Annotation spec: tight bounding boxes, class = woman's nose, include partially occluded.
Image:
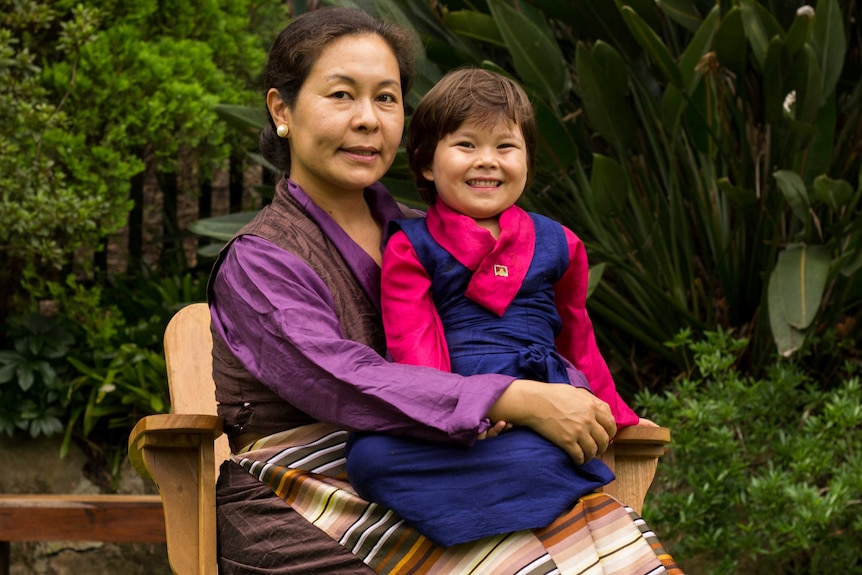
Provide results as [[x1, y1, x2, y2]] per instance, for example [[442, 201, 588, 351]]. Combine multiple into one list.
[[353, 99, 380, 131]]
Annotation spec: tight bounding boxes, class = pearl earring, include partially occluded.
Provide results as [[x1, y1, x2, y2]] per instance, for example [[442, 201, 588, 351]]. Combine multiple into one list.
[[276, 124, 289, 138]]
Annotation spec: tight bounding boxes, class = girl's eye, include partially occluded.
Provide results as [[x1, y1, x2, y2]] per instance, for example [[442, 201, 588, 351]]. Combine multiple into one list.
[[456, 141, 474, 148]]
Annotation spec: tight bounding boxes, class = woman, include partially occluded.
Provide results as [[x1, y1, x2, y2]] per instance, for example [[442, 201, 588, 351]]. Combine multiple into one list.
[[208, 7, 679, 574]]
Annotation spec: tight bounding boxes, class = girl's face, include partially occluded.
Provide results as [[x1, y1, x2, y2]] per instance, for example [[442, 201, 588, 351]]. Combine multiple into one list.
[[274, 34, 405, 199], [422, 117, 528, 227]]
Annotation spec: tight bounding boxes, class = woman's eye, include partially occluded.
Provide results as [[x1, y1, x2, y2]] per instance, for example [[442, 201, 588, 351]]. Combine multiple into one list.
[[331, 91, 352, 100], [377, 93, 397, 103]]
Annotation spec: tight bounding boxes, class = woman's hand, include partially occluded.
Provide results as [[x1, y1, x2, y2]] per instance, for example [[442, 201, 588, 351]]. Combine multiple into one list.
[[477, 420, 512, 440], [487, 380, 616, 464]]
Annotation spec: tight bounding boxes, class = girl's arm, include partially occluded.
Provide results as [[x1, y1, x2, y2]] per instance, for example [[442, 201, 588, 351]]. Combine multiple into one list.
[[553, 228, 640, 427], [380, 230, 452, 371]]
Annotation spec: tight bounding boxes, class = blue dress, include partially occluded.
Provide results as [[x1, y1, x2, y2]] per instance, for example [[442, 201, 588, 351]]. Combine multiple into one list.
[[345, 213, 614, 547]]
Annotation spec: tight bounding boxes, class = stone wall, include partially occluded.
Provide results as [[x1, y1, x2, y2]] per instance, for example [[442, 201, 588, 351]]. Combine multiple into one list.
[[0, 434, 172, 575]]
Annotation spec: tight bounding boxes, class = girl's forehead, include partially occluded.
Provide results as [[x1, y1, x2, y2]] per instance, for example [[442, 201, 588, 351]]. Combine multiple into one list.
[[452, 115, 523, 137]]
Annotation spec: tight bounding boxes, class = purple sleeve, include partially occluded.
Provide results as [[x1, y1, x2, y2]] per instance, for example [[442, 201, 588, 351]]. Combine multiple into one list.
[[210, 235, 514, 444]]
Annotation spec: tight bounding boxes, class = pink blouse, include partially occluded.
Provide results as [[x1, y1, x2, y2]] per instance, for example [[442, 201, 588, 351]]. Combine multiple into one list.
[[381, 202, 639, 427]]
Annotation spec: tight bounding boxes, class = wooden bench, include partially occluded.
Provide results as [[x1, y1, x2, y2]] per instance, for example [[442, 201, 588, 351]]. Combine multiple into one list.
[[0, 493, 165, 575]]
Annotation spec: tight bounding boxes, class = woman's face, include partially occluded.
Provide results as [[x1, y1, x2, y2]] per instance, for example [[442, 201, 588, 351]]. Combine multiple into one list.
[[279, 34, 404, 198]]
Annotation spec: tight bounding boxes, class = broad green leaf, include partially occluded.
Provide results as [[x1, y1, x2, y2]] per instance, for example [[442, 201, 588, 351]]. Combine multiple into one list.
[[773, 170, 811, 224], [592, 41, 629, 96], [623, 0, 662, 32], [774, 243, 831, 330], [587, 263, 607, 299], [839, 247, 862, 277], [590, 154, 629, 216], [488, 0, 568, 103], [534, 0, 640, 58], [533, 96, 579, 171], [657, 0, 703, 32], [443, 11, 505, 47], [810, 0, 846, 101], [714, 7, 746, 74], [188, 211, 258, 241], [784, 7, 814, 55], [791, 44, 823, 126], [767, 270, 803, 356], [813, 174, 853, 211], [682, 79, 715, 156], [620, 6, 684, 89], [575, 43, 638, 152], [660, 83, 686, 137], [763, 37, 789, 125], [677, 5, 720, 92], [247, 152, 279, 176], [802, 93, 836, 182], [739, 0, 770, 69], [214, 104, 267, 131], [717, 178, 757, 207]]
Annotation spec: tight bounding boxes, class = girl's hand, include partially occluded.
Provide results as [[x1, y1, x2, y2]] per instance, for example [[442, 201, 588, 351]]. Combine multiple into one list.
[[637, 417, 659, 427]]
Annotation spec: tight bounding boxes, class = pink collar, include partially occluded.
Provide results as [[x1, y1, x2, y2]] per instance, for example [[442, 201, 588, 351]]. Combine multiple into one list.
[[426, 201, 535, 316]]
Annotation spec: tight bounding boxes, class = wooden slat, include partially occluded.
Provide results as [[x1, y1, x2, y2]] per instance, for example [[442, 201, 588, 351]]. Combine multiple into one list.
[[0, 495, 165, 542]]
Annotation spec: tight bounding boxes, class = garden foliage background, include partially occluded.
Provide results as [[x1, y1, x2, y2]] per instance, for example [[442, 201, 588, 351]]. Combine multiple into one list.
[[1, 0, 860, 572]]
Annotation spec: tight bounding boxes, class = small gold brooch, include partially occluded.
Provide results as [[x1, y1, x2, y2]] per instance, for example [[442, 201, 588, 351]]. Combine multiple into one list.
[[494, 265, 509, 277]]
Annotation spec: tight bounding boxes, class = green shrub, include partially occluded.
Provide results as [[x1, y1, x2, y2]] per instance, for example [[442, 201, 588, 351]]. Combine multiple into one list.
[[0, 268, 206, 483], [636, 330, 862, 574], [0, 313, 76, 438]]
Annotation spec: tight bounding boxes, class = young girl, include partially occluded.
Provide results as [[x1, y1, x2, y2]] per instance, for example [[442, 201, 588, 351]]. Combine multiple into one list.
[[346, 67, 649, 547]]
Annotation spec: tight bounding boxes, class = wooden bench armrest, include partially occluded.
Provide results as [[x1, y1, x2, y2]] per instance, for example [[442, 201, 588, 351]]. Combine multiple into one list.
[[599, 425, 670, 515], [128, 414, 222, 575]]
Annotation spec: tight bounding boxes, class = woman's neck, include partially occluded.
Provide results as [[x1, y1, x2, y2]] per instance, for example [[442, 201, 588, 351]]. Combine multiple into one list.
[[303, 184, 384, 265]]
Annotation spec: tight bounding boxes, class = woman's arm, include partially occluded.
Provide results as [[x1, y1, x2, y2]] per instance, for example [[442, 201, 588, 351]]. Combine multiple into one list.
[[211, 236, 512, 444], [487, 379, 616, 464], [553, 228, 640, 427]]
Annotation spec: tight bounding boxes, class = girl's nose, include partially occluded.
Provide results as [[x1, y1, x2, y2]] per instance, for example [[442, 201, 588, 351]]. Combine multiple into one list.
[[474, 152, 498, 168]]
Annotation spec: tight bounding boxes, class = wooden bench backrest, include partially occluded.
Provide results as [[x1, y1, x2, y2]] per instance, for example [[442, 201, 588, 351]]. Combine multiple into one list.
[[163, 302, 230, 477]]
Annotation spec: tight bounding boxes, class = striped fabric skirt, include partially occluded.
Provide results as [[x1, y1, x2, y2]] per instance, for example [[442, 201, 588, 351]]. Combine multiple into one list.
[[234, 422, 683, 575]]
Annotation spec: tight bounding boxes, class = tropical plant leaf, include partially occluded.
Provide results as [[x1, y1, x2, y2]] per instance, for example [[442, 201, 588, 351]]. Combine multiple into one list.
[[767, 267, 806, 356], [214, 104, 267, 131], [810, 0, 846, 102], [575, 42, 638, 152], [443, 11, 505, 46], [774, 243, 831, 330], [813, 174, 853, 211], [587, 263, 606, 300], [590, 154, 629, 216], [739, 0, 770, 69], [620, 6, 684, 88], [657, 0, 703, 32], [188, 211, 258, 241], [773, 170, 811, 224], [488, 0, 568, 103]]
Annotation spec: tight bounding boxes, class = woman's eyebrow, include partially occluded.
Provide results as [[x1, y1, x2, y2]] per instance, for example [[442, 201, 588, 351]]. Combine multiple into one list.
[[325, 73, 401, 89]]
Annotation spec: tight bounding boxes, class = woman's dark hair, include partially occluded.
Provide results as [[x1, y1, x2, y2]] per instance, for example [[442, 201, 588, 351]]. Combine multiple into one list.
[[406, 67, 537, 205], [260, 7, 416, 173]]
